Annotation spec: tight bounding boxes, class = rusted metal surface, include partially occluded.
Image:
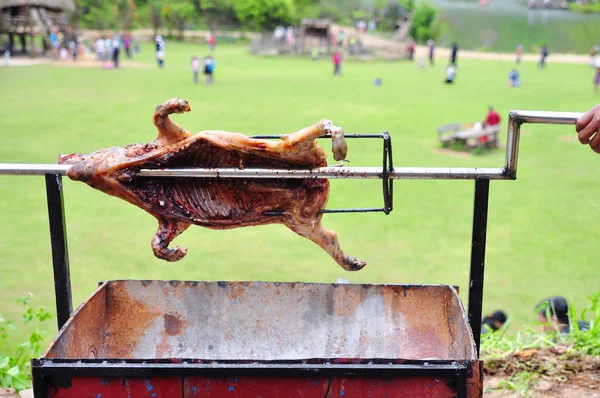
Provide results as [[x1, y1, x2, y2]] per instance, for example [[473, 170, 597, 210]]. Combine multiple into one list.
[[47, 376, 182, 397], [44, 281, 475, 361], [44, 373, 478, 397], [45, 283, 107, 359], [184, 376, 329, 397], [183, 376, 458, 397], [327, 377, 457, 397]]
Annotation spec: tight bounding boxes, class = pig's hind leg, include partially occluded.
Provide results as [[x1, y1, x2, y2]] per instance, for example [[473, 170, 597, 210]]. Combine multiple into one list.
[[151, 219, 192, 262]]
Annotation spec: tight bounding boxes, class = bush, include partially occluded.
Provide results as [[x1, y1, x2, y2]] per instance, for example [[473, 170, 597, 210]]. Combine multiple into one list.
[[570, 3, 600, 14], [233, 0, 297, 31], [409, 1, 443, 43], [0, 294, 51, 392]]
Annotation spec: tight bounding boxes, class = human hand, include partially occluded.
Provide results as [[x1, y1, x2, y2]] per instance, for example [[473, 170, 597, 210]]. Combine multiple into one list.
[[576, 104, 600, 153]]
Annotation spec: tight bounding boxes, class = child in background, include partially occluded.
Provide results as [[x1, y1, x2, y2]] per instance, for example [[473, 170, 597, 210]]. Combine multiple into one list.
[[207, 33, 216, 51], [332, 51, 342, 75], [204, 56, 215, 84], [191, 56, 200, 84], [508, 68, 520, 87], [444, 64, 456, 84], [156, 49, 165, 68], [515, 44, 523, 65]]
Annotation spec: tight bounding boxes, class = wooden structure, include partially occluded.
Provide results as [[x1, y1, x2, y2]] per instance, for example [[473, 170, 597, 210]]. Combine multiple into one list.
[[0, 0, 75, 54], [297, 18, 332, 55]]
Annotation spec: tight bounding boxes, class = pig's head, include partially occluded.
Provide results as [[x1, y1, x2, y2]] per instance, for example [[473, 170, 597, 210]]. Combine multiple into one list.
[[58, 143, 154, 193]]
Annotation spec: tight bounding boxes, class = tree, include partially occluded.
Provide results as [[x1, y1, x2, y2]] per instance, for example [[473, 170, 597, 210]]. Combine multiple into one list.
[[149, 0, 164, 34], [116, 0, 137, 31], [233, 0, 297, 31], [409, 1, 442, 42], [76, 0, 116, 30], [161, 1, 198, 39], [195, 0, 239, 31], [295, 0, 320, 20], [400, 0, 415, 12]]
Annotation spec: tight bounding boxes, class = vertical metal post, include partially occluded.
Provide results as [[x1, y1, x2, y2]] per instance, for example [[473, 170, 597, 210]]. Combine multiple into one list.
[[468, 178, 490, 356], [45, 173, 73, 330], [31, 359, 45, 398]]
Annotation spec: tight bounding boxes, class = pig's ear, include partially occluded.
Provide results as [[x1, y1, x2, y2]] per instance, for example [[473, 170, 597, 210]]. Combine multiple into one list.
[[153, 99, 193, 146]]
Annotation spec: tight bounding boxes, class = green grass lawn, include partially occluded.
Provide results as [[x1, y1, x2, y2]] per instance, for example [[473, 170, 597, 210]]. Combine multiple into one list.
[[0, 43, 598, 347]]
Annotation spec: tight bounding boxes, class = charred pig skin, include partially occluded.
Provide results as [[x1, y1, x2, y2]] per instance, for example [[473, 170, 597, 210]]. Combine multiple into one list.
[[58, 99, 366, 271]]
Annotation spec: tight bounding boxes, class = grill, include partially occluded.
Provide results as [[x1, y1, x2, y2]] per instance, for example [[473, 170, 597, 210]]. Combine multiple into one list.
[[0, 110, 582, 397]]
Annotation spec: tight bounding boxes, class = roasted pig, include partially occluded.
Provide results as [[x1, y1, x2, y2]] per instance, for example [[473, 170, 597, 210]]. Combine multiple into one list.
[[58, 99, 366, 271]]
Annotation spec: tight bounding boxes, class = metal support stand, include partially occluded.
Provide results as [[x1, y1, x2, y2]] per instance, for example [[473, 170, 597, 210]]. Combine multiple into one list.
[[0, 110, 580, 356], [45, 173, 73, 330], [468, 179, 490, 355]]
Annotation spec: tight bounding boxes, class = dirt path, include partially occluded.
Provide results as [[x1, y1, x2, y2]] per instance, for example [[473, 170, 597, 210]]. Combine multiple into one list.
[[2, 57, 148, 68], [415, 45, 589, 64], [484, 375, 600, 397]]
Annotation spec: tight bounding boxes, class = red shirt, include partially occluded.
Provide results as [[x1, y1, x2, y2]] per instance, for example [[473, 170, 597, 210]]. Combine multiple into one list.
[[486, 110, 500, 126]]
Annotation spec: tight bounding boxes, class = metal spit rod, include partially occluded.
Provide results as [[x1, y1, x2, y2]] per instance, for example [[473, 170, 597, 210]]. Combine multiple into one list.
[[0, 111, 582, 180]]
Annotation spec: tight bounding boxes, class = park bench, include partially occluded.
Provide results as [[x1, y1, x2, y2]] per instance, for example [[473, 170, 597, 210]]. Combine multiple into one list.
[[438, 122, 501, 151], [438, 122, 462, 147]]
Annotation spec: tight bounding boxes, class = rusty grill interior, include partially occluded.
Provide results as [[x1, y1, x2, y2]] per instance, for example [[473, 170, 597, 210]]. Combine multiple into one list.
[[44, 281, 475, 362]]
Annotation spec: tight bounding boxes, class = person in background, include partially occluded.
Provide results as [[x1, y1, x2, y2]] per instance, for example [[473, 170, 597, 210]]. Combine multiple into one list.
[[337, 30, 345, 47], [123, 34, 131, 58], [408, 39, 415, 61], [191, 55, 200, 84], [332, 51, 342, 75], [112, 35, 121, 68], [59, 46, 68, 61], [485, 106, 500, 127], [508, 68, 520, 87], [203, 56, 215, 84], [427, 39, 435, 66], [207, 33, 216, 51], [348, 36, 358, 55], [311, 47, 319, 61], [104, 37, 111, 60], [95, 37, 105, 60], [156, 49, 165, 68], [576, 104, 600, 153], [50, 30, 58, 50], [368, 19, 376, 32], [536, 296, 589, 334], [444, 63, 456, 84], [481, 106, 501, 146], [450, 42, 459, 65], [155, 34, 165, 52], [481, 310, 507, 334], [3, 39, 10, 66], [155, 36, 165, 68], [538, 44, 548, 68], [69, 37, 78, 61], [515, 44, 523, 65]]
